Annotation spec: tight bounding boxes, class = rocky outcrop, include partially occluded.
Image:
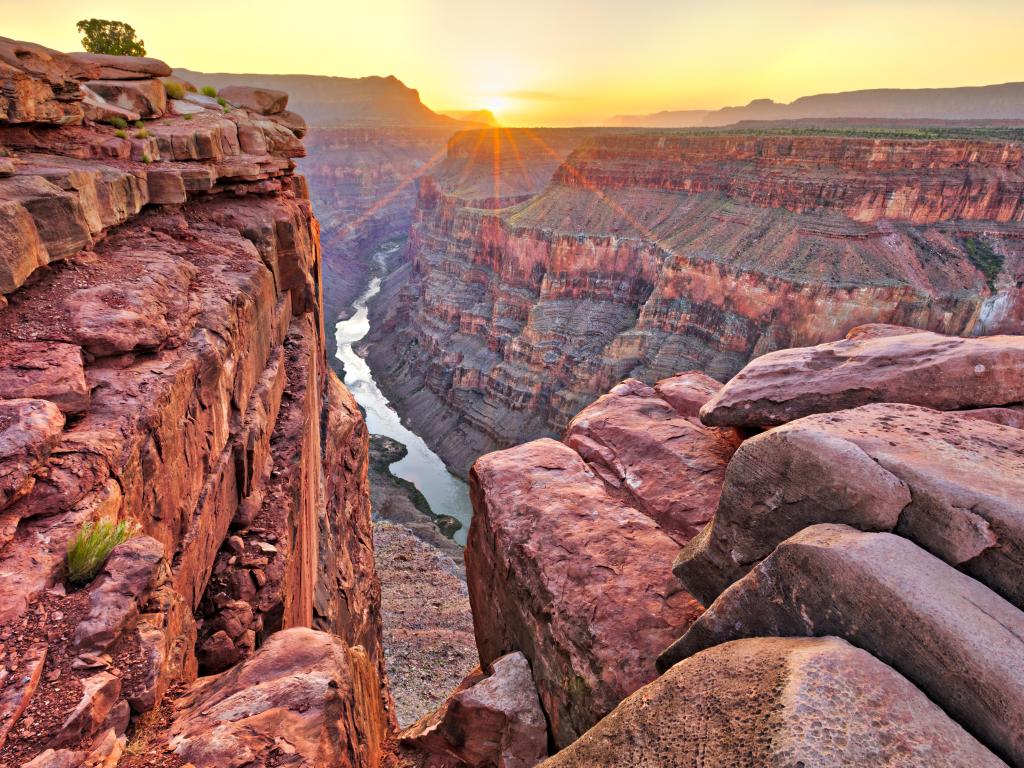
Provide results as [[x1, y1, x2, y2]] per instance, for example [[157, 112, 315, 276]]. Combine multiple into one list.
[[165, 627, 389, 768], [700, 325, 1024, 426], [399, 651, 547, 768], [0, 40, 390, 766], [543, 637, 1006, 768], [563, 376, 740, 543], [678, 401, 1024, 605], [370, 129, 1024, 475], [465, 329, 1023, 765], [662, 525, 1024, 766]]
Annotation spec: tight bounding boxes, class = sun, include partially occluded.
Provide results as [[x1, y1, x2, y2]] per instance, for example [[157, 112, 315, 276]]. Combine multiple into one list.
[[482, 95, 509, 119]]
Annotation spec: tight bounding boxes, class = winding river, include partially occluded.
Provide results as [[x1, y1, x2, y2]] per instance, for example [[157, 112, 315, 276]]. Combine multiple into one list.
[[334, 244, 474, 545]]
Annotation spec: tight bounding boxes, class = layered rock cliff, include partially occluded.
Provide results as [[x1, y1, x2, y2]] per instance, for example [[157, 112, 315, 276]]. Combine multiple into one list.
[[369, 128, 1024, 475], [0, 38, 390, 766]]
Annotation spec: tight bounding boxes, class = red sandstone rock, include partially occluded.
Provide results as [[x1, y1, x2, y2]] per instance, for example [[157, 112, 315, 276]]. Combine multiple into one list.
[[0, 643, 46, 748], [400, 651, 548, 768], [652, 370, 727, 419], [166, 627, 386, 768], [700, 328, 1024, 427], [675, 403, 1024, 607], [66, 52, 171, 80], [563, 378, 739, 543], [218, 85, 288, 116], [73, 536, 166, 654], [467, 438, 703, 749], [545, 636, 1006, 768], [0, 37, 93, 125], [52, 672, 121, 748], [82, 79, 166, 119], [0, 341, 89, 414], [662, 525, 1024, 766], [0, 398, 64, 512]]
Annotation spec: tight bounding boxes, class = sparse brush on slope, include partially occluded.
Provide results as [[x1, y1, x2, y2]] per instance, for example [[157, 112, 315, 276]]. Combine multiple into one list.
[[66, 517, 140, 584]]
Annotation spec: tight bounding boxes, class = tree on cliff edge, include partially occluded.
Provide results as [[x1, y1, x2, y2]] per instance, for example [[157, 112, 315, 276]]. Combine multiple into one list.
[[76, 19, 146, 56]]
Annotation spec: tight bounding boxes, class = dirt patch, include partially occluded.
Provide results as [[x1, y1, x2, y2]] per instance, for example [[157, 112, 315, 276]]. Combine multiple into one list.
[[374, 521, 477, 728]]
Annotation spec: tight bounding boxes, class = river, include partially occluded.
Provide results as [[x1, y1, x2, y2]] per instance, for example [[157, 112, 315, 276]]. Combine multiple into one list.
[[334, 244, 474, 545]]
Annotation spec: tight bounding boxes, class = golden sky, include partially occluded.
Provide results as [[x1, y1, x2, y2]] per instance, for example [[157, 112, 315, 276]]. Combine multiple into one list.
[[5, 0, 1023, 125]]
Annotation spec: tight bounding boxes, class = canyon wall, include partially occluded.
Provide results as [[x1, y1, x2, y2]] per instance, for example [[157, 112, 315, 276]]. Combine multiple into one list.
[[0, 38, 390, 766], [301, 125, 457, 356], [369, 128, 1024, 475]]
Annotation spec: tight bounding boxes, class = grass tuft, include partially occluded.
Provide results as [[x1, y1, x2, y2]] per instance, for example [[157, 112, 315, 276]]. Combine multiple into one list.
[[164, 80, 185, 100], [66, 517, 139, 585], [135, 128, 150, 139], [201, 85, 218, 98], [107, 116, 128, 130], [114, 129, 127, 139]]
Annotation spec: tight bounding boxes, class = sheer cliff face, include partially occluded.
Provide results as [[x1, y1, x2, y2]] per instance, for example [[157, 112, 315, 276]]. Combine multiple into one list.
[[0, 39, 388, 765], [370, 129, 1024, 475]]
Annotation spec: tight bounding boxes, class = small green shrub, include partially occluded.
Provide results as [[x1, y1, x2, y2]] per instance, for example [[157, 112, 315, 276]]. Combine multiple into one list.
[[135, 128, 150, 139], [163, 80, 185, 100], [216, 96, 228, 108], [142, 153, 153, 164], [183, 113, 194, 121], [134, 120, 144, 130], [66, 517, 139, 585], [114, 129, 127, 138], [201, 85, 218, 98], [108, 116, 128, 130], [964, 237, 1004, 289]]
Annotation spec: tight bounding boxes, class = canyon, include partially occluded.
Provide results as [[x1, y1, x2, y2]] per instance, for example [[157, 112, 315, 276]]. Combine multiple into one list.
[[1, 30, 1024, 768], [368, 127, 1024, 474]]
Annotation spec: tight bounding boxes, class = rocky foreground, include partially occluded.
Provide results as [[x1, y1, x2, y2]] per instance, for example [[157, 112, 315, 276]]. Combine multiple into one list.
[[370, 127, 1024, 475]]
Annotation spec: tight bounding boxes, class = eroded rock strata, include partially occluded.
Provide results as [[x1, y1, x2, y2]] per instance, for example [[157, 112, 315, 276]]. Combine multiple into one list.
[[0, 40, 390, 766], [371, 128, 1024, 475]]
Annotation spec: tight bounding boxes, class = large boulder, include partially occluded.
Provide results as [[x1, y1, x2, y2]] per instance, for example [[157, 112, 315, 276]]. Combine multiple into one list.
[[66, 52, 171, 80], [700, 327, 1024, 427], [82, 79, 166, 119], [218, 85, 288, 116], [400, 652, 548, 768], [166, 627, 388, 768], [660, 525, 1024, 766], [73, 535, 166, 654], [564, 377, 740, 543], [467, 438, 703, 749], [674, 403, 1024, 607], [544, 636, 1006, 768], [0, 37, 94, 124]]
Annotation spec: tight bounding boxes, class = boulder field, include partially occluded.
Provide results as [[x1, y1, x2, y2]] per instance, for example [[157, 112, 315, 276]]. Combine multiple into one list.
[[368, 127, 1024, 476], [462, 324, 1023, 766]]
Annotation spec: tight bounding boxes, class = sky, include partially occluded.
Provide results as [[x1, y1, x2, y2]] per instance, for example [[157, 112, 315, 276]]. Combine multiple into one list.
[[5, 0, 1024, 126]]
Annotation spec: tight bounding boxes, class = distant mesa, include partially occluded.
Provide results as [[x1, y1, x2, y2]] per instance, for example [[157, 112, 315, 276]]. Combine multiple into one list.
[[173, 68, 486, 128], [441, 108, 499, 126], [607, 81, 1024, 127]]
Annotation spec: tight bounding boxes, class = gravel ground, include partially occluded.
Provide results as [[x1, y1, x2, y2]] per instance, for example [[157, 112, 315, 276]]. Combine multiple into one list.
[[374, 521, 478, 728]]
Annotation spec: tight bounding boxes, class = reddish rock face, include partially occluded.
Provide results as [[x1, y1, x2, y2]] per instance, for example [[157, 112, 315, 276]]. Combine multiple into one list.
[[219, 85, 289, 116], [369, 130, 1024, 475], [0, 41, 388, 765], [676, 403, 1024, 607], [701, 326, 1024, 427], [545, 636, 1005, 768], [400, 651, 548, 768], [662, 525, 1024, 766], [166, 627, 389, 768], [466, 438, 703, 749], [564, 377, 740, 543]]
